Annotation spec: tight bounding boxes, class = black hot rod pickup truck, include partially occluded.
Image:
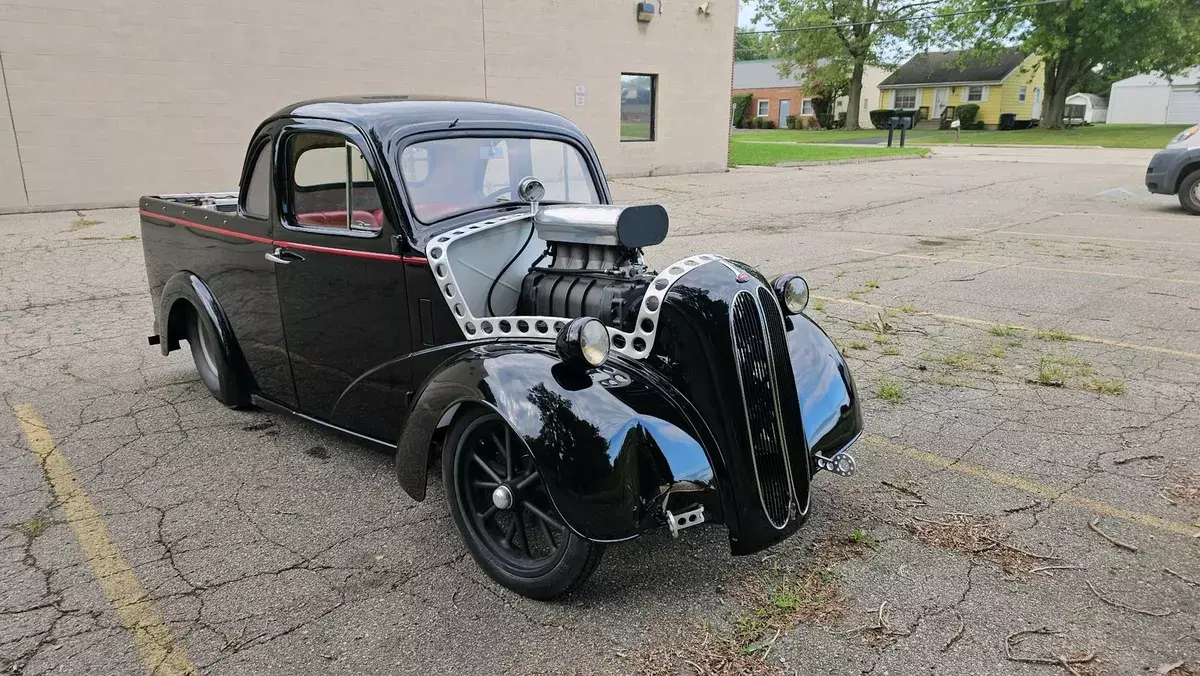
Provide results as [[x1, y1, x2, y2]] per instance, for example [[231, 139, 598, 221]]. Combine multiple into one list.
[[140, 96, 863, 599]]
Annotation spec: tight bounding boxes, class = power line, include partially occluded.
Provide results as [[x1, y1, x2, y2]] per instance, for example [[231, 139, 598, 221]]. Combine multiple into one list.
[[741, 0, 1069, 35]]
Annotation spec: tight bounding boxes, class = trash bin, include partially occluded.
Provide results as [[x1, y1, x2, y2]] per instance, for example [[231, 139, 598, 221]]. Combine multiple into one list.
[[999, 113, 1017, 130]]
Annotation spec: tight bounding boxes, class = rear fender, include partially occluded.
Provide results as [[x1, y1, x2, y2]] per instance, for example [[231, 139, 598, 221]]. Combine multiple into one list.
[[158, 271, 251, 395], [395, 345, 721, 542]]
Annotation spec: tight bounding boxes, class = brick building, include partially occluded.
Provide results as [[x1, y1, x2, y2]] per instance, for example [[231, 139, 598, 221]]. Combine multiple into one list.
[[732, 58, 889, 129], [0, 0, 736, 211]]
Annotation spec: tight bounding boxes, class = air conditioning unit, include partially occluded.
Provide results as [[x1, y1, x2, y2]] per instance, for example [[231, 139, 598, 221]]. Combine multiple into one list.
[[636, 1, 655, 21]]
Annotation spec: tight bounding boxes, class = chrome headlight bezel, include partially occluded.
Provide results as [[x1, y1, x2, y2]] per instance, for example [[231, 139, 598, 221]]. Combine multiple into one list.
[[556, 317, 611, 367], [772, 274, 810, 315]]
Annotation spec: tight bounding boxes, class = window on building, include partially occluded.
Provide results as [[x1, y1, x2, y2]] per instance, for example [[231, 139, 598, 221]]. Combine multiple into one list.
[[1018, 85, 1027, 102], [801, 99, 814, 115], [756, 99, 769, 117], [967, 86, 985, 102], [620, 73, 656, 141], [287, 133, 384, 235], [241, 140, 272, 219], [894, 89, 917, 109]]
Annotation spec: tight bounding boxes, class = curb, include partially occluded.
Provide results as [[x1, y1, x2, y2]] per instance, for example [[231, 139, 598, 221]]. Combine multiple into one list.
[[907, 143, 1106, 149]]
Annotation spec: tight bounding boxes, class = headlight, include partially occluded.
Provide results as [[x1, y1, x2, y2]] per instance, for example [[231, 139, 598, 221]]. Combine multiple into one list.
[[773, 274, 810, 314], [556, 317, 610, 367], [1170, 124, 1198, 146]]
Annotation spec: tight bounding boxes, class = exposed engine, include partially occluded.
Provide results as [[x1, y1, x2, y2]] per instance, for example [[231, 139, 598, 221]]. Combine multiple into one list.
[[517, 205, 669, 333]]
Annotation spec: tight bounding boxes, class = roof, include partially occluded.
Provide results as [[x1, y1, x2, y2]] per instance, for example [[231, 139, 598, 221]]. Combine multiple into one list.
[[1111, 68, 1200, 88], [733, 59, 802, 89], [879, 49, 1028, 87], [267, 95, 589, 143], [1066, 93, 1107, 107]]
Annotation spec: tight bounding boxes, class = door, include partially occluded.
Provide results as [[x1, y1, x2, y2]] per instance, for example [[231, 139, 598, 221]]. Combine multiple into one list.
[[779, 99, 790, 127], [933, 88, 950, 119], [1032, 87, 1043, 119], [1166, 86, 1200, 124], [270, 121, 414, 441]]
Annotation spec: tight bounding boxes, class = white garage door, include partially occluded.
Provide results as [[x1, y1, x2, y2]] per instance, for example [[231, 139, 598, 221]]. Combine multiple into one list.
[[1165, 86, 1200, 124]]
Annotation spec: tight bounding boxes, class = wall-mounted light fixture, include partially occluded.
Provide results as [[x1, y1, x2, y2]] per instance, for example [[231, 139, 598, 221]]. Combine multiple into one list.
[[636, 1, 656, 21]]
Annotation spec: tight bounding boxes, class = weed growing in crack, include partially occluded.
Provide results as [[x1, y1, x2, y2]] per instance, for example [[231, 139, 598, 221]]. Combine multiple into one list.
[[876, 379, 903, 403], [1040, 354, 1088, 367], [989, 325, 1016, 337], [850, 527, 877, 548], [813, 300, 826, 313], [1084, 378, 1126, 395], [942, 352, 974, 368], [873, 335, 891, 345], [1035, 363, 1065, 386], [849, 340, 869, 350], [889, 304, 919, 315], [864, 280, 880, 289], [734, 567, 845, 646], [71, 217, 104, 230], [1035, 328, 1076, 342], [987, 345, 1007, 358], [881, 346, 901, 356], [26, 516, 46, 537]]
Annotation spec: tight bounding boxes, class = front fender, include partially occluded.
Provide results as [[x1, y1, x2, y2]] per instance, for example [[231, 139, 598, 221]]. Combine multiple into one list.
[[787, 314, 863, 465], [395, 345, 721, 541]]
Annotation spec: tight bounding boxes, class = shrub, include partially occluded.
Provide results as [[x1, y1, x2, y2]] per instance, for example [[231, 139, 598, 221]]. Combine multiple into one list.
[[869, 109, 894, 129], [763, 119, 777, 129], [785, 114, 798, 129], [956, 103, 980, 128], [731, 93, 753, 127], [816, 112, 835, 129], [836, 112, 847, 129]]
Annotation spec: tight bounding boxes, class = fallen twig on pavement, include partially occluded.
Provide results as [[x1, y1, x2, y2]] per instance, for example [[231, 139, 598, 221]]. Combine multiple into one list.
[[1028, 564, 1084, 576], [880, 480, 923, 501], [981, 536, 1060, 560], [1164, 568, 1199, 588], [1089, 518, 1139, 552], [1086, 581, 1172, 617], [1004, 627, 1096, 668], [1113, 454, 1164, 465]]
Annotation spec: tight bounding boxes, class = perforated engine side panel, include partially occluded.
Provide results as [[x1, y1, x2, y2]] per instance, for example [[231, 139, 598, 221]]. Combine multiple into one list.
[[426, 213, 720, 359]]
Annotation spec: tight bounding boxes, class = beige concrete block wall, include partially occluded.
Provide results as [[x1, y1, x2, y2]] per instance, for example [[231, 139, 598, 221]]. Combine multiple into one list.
[[0, 0, 735, 211]]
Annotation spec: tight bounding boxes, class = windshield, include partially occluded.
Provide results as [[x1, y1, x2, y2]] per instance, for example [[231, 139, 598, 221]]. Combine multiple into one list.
[[400, 137, 600, 224]]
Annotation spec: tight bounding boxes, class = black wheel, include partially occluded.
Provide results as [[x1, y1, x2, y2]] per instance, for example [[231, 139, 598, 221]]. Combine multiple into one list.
[[184, 307, 248, 408], [1179, 169, 1200, 216], [443, 408, 603, 599]]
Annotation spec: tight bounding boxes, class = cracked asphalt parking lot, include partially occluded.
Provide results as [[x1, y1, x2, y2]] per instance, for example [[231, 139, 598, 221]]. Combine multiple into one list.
[[2, 145, 1198, 675]]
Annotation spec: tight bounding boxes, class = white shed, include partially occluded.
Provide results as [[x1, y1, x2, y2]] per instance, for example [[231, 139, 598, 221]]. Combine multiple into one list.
[[1065, 93, 1107, 123], [1108, 69, 1200, 124]]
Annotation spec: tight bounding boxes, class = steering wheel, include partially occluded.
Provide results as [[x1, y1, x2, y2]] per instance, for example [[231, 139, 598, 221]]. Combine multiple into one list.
[[484, 187, 513, 202]]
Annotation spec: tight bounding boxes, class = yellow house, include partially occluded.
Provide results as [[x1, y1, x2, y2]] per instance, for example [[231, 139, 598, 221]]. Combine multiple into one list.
[[877, 49, 1045, 128]]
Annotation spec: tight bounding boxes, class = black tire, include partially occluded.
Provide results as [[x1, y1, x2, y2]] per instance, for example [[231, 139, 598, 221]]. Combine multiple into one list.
[[1179, 169, 1200, 216], [442, 408, 603, 600], [184, 307, 249, 408]]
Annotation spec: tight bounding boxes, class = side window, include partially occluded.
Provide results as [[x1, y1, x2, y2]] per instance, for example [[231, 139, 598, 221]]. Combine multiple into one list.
[[242, 141, 272, 219], [286, 132, 385, 235]]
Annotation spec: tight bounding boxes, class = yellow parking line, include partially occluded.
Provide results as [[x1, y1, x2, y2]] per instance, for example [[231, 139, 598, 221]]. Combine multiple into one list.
[[813, 295, 1200, 360], [866, 436, 1199, 538], [14, 405, 196, 676], [853, 248, 1200, 285]]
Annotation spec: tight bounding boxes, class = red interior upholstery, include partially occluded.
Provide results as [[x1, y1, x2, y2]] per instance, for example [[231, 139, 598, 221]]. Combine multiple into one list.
[[296, 209, 383, 231]]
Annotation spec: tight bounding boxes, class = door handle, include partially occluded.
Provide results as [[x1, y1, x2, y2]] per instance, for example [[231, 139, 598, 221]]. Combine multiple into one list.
[[265, 247, 304, 265]]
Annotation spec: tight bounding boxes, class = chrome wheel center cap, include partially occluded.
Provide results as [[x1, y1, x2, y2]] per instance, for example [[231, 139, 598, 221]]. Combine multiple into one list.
[[491, 485, 514, 510]]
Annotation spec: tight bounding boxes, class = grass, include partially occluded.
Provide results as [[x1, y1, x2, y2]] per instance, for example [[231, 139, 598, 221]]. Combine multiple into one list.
[[1035, 328, 1076, 342], [1040, 354, 1088, 367], [876, 379, 904, 403], [989, 325, 1016, 337], [736, 124, 1189, 149], [872, 335, 891, 344], [1035, 363, 1066, 386], [619, 122, 651, 141], [864, 280, 880, 289], [848, 340, 869, 350], [850, 527, 877, 547], [914, 123, 1190, 149], [729, 139, 927, 166], [26, 516, 46, 537], [881, 345, 901, 356], [987, 345, 1007, 358], [1084, 378, 1127, 395], [889, 304, 919, 315], [812, 300, 826, 313]]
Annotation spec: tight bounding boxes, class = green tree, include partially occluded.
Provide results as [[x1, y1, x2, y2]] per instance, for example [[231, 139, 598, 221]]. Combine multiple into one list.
[[734, 27, 777, 61], [753, 0, 944, 130], [940, 0, 1200, 128]]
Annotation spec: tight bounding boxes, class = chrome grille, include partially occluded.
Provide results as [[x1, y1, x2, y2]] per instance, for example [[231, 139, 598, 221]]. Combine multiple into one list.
[[758, 288, 810, 515], [730, 290, 796, 528]]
